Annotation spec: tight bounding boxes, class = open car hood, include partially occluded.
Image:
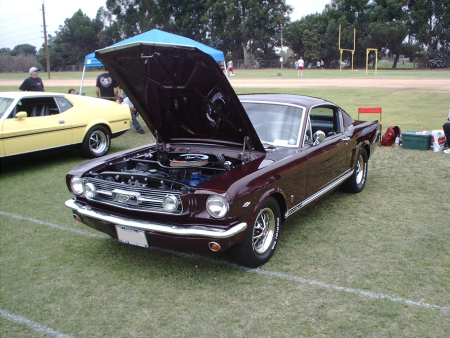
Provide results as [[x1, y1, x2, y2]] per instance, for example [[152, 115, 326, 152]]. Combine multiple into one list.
[[96, 43, 264, 152]]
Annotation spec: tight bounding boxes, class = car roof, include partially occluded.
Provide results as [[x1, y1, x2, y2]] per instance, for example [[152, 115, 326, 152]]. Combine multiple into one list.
[[0, 92, 66, 99], [238, 94, 333, 109]]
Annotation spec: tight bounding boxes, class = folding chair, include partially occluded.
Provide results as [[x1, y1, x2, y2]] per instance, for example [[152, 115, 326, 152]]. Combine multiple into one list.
[[358, 107, 382, 136]]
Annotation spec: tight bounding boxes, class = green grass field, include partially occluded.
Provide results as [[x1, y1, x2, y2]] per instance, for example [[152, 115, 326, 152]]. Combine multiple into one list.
[[1, 71, 449, 337], [1, 68, 449, 81]]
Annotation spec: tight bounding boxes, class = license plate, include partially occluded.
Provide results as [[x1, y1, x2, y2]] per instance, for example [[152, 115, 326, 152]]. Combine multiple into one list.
[[115, 226, 148, 248]]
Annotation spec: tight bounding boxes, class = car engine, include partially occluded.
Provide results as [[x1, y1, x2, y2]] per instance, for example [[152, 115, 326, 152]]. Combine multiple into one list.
[[89, 149, 244, 193]]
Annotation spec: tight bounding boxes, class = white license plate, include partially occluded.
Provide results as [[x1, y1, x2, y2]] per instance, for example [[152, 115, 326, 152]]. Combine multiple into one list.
[[115, 226, 148, 248]]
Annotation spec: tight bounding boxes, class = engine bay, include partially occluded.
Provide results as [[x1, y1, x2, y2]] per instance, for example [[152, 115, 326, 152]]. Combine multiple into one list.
[[89, 148, 244, 193]]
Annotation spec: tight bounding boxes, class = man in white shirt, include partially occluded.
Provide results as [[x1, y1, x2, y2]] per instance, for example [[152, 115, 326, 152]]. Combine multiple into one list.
[[122, 96, 145, 134], [298, 57, 304, 77]]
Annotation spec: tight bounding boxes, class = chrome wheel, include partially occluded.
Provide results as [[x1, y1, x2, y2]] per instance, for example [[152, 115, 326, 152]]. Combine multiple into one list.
[[230, 197, 281, 268], [81, 126, 111, 158], [252, 207, 276, 255], [89, 130, 108, 155], [341, 148, 368, 193], [355, 154, 365, 185]]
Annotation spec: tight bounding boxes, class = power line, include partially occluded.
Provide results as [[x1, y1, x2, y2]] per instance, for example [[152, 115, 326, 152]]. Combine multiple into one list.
[[0, 9, 40, 24]]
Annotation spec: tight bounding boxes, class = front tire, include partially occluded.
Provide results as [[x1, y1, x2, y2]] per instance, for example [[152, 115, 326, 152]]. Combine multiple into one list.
[[342, 148, 368, 193], [81, 126, 111, 158], [231, 197, 281, 268]]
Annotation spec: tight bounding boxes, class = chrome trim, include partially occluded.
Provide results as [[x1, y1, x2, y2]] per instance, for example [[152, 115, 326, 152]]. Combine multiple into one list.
[[82, 178, 183, 215], [65, 199, 247, 239], [285, 170, 354, 218]]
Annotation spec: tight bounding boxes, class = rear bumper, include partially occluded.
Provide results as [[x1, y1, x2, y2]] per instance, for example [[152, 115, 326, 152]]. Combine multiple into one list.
[[65, 199, 247, 239]]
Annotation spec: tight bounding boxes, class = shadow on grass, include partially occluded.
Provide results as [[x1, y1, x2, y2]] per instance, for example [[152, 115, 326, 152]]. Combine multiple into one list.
[[0, 146, 85, 176]]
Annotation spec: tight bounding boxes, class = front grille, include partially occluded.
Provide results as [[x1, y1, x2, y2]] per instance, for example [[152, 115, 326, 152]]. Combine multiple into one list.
[[84, 178, 183, 214]]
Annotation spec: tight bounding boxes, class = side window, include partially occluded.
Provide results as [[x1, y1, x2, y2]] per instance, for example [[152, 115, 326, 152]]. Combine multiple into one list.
[[55, 97, 73, 113], [10, 100, 32, 118], [304, 117, 312, 145], [310, 106, 342, 137], [0, 98, 14, 119], [12, 97, 60, 118]]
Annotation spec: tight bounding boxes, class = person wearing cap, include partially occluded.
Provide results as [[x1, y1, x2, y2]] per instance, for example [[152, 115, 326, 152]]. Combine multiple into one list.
[[19, 67, 44, 91]]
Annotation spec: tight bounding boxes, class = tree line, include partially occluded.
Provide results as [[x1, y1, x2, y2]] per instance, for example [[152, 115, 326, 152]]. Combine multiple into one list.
[[1, 0, 449, 72]]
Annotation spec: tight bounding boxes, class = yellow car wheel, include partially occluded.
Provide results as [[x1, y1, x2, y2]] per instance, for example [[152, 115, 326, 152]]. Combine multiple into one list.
[[81, 125, 111, 158]]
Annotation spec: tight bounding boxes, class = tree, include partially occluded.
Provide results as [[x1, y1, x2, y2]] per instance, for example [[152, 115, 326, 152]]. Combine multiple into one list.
[[101, 0, 161, 43], [208, 0, 292, 67], [44, 9, 104, 68], [408, 0, 450, 52], [285, 13, 331, 66], [367, 0, 409, 68], [11, 44, 37, 56], [100, 0, 211, 43], [0, 47, 12, 56], [324, 0, 373, 66]]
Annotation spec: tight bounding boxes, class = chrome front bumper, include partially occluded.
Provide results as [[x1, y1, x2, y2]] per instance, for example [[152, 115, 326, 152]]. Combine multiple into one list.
[[65, 199, 247, 239]]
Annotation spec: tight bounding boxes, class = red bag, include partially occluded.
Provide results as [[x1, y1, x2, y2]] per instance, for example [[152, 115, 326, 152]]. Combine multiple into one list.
[[381, 126, 401, 146]]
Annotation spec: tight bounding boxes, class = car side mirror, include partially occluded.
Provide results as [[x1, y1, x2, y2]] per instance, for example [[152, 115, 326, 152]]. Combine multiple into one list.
[[313, 130, 326, 145], [16, 111, 28, 119]]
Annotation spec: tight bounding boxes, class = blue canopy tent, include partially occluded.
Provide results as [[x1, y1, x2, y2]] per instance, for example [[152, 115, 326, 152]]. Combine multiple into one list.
[[80, 29, 225, 93]]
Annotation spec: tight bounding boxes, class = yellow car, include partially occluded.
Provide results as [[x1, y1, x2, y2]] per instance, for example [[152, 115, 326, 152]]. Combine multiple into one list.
[[0, 92, 131, 158]]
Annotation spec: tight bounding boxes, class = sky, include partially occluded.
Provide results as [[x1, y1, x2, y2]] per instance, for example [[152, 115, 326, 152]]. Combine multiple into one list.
[[0, 0, 332, 50]]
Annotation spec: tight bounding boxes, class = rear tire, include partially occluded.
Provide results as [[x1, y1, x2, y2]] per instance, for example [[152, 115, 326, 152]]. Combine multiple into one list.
[[231, 197, 280, 268], [342, 148, 368, 193], [81, 126, 111, 158]]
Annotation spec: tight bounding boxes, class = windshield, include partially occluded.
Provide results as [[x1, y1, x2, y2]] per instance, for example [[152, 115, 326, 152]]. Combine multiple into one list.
[[0, 97, 14, 119], [242, 102, 305, 147]]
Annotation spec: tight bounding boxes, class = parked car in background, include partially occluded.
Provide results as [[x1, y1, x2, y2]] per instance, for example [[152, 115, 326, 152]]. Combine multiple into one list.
[[0, 92, 131, 158], [65, 43, 380, 268]]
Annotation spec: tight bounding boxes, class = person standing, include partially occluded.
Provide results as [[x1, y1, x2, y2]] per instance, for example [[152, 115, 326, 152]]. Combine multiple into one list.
[[227, 60, 234, 76], [297, 57, 304, 77], [19, 67, 44, 91], [320, 59, 325, 70], [443, 112, 450, 154], [122, 96, 145, 134], [96, 68, 119, 99]]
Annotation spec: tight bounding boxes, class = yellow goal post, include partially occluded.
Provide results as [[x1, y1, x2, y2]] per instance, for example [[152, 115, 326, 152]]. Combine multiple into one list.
[[366, 48, 378, 75], [339, 25, 356, 72]]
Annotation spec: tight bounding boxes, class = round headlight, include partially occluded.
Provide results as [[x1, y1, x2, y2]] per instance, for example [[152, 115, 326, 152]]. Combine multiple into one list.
[[84, 183, 97, 199], [70, 176, 84, 195], [163, 195, 179, 212], [206, 195, 229, 218]]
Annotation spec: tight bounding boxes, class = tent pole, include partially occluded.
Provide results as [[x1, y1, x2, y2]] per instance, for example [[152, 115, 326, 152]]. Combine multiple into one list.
[[80, 66, 86, 95]]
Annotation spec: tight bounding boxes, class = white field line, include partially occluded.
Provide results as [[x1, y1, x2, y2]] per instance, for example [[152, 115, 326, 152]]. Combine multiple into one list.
[[2, 211, 449, 315], [0, 211, 109, 239], [0, 309, 73, 338]]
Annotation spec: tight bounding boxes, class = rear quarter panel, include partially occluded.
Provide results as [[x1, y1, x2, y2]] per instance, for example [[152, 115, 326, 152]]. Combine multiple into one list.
[[65, 96, 131, 143], [348, 120, 379, 168]]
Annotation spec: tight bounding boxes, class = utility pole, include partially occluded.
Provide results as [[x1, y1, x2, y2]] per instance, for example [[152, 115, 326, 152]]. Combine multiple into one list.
[[280, 25, 283, 69], [42, 1, 51, 79]]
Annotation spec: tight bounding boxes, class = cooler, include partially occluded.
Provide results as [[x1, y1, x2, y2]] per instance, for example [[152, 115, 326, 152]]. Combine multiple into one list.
[[401, 131, 431, 150]]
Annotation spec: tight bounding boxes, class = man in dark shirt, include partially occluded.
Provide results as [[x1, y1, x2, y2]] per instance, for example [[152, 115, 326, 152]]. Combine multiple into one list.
[[19, 67, 44, 91], [96, 68, 119, 99]]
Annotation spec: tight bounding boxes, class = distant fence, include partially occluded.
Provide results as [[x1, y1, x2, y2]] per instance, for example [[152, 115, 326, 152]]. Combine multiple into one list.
[[230, 56, 450, 70], [2, 55, 449, 73]]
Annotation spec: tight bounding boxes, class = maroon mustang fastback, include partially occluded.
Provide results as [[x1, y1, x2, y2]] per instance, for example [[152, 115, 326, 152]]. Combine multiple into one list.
[[65, 42, 379, 268]]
